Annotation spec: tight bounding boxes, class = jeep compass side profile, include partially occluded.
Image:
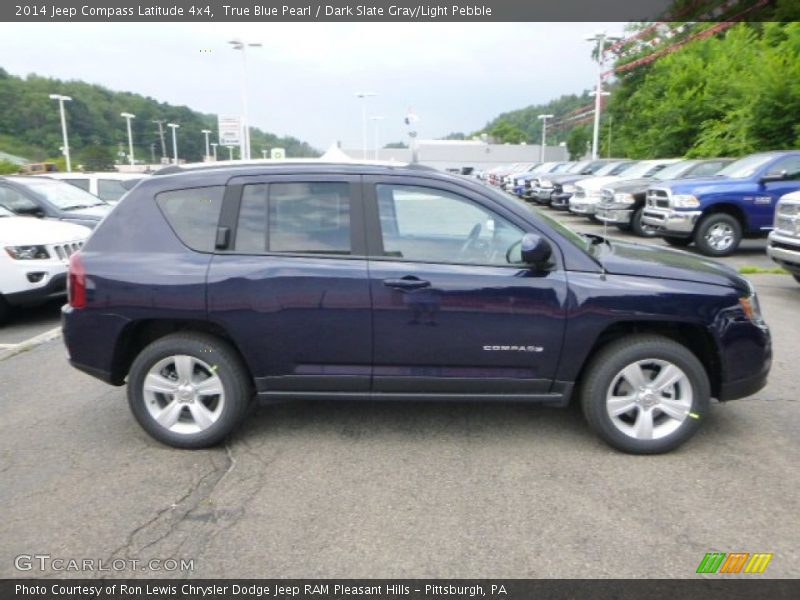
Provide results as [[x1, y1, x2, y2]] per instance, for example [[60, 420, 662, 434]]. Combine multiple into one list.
[[62, 162, 771, 454]]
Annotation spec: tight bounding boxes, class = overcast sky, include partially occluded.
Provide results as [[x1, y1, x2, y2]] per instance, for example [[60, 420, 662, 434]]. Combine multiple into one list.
[[0, 22, 624, 152]]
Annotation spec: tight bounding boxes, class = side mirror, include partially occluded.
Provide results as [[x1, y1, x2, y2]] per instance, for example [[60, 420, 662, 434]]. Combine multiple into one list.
[[521, 233, 552, 265], [761, 170, 787, 183]]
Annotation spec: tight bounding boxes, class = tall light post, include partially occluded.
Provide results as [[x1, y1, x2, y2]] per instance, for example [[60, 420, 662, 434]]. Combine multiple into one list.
[[537, 114, 553, 162], [210, 142, 218, 161], [49, 94, 72, 172], [228, 39, 262, 161], [120, 112, 135, 166], [586, 31, 621, 160], [369, 116, 385, 161], [228, 146, 234, 161], [355, 92, 377, 160], [201, 129, 212, 161], [167, 123, 179, 165]]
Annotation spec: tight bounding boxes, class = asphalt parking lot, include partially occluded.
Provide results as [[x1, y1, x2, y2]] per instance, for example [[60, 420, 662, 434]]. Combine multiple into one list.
[[1, 210, 797, 579]]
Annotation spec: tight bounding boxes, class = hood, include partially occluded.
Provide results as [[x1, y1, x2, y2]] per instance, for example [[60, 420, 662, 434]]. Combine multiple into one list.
[[595, 237, 749, 293], [603, 178, 654, 194], [575, 175, 621, 191], [63, 205, 111, 219], [0, 216, 91, 245], [653, 176, 728, 195], [550, 172, 592, 186]]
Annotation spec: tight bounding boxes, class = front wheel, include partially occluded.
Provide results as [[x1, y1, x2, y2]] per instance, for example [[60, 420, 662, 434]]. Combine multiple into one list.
[[127, 333, 253, 448], [794, 275, 800, 285], [0, 296, 8, 325], [580, 335, 710, 454], [694, 213, 742, 257], [631, 207, 659, 238]]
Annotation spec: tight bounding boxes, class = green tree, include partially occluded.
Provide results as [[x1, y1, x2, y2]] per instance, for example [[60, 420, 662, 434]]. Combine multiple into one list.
[[566, 125, 591, 160]]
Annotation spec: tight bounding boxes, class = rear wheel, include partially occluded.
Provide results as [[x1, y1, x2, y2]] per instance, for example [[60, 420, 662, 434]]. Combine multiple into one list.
[[580, 335, 710, 454], [127, 333, 253, 448], [694, 213, 742, 257], [794, 275, 800, 285], [663, 237, 692, 248], [0, 296, 8, 325], [631, 207, 658, 238]]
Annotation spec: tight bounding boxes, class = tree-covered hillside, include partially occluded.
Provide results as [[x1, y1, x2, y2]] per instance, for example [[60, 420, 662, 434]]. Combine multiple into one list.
[[0, 68, 319, 169]]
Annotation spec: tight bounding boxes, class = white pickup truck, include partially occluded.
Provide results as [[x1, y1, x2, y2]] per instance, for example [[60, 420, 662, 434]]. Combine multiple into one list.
[[767, 191, 800, 285], [0, 206, 90, 322]]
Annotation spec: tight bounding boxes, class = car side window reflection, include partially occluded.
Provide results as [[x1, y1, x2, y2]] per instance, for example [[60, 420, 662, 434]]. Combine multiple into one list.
[[375, 184, 524, 265]]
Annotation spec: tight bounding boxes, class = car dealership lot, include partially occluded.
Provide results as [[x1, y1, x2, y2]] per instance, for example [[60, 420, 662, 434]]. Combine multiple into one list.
[[0, 271, 797, 578]]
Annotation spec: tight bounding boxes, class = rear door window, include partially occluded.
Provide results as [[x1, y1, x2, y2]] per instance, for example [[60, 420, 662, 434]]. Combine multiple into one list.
[[233, 182, 353, 255], [155, 186, 225, 252], [64, 178, 91, 192], [98, 179, 133, 202]]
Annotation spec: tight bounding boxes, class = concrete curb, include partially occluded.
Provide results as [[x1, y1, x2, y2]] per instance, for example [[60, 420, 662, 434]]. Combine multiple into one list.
[[0, 326, 62, 362]]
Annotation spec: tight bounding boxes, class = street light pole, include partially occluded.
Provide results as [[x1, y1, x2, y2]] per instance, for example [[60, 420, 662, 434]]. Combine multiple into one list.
[[201, 129, 212, 161], [586, 31, 620, 160], [228, 146, 234, 161], [210, 143, 218, 161], [229, 39, 262, 161], [355, 92, 377, 160], [369, 116, 385, 161], [49, 94, 72, 172], [167, 123, 179, 165], [537, 114, 553, 162], [121, 112, 135, 166]]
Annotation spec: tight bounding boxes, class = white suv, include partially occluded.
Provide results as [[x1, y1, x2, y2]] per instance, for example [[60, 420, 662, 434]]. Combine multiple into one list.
[[38, 172, 145, 204], [0, 206, 90, 322]]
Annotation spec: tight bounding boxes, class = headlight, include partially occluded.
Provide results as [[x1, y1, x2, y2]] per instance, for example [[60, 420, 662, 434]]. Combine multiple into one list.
[[671, 194, 701, 208], [739, 280, 763, 322], [563, 184, 576, 193], [5, 245, 50, 260], [614, 193, 635, 205]]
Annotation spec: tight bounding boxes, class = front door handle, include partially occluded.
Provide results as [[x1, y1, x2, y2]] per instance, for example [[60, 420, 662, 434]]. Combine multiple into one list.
[[383, 277, 431, 290]]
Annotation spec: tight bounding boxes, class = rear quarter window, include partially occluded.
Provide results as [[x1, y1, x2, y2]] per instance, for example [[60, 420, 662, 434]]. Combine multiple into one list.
[[155, 186, 224, 252]]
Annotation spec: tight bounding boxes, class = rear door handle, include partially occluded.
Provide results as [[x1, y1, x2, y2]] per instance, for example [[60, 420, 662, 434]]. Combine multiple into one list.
[[383, 277, 431, 290]]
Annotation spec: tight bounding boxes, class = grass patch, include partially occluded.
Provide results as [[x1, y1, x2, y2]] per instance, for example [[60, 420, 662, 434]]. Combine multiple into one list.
[[738, 266, 788, 275]]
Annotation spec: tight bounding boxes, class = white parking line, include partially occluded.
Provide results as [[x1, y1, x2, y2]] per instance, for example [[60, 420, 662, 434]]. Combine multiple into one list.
[[0, 327, 62, 361]]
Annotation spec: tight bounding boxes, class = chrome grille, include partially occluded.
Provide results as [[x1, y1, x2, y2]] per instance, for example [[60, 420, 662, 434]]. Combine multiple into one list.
[[646, 189, 670, 209], [51, 241, 83, 262]]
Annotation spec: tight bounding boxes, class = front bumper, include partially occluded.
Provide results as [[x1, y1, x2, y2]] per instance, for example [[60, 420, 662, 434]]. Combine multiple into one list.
[[595, 207, 634, 225], [3, 271, 67, 306], [569, 198, 600, 215], [550, 192, 573, 209], [532, 188, 554, 203], [642, 207, 702, 235], [767, 231, 800, 274]]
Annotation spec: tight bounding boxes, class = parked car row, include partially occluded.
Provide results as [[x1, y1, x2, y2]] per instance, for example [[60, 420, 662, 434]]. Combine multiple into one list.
[[0, 172, 146, 323], [485, 150, 800, 258]]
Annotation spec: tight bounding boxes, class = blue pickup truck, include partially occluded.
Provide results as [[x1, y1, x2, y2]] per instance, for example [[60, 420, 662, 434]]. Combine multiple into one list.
[[642, 151, 800, 256]]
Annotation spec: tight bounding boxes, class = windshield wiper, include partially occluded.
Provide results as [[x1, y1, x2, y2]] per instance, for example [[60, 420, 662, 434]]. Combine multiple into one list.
[[60, 204, 91, 211]]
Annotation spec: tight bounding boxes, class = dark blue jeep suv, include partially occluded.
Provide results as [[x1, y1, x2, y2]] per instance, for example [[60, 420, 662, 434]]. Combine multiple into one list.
[[62, 162, 771, 453]]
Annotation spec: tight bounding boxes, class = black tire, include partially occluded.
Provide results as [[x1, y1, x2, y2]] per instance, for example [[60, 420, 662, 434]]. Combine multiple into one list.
[[694, 213, 742, 257], [0, 296, 9, 325], [631, 207, 658, 238], [663, 236, 692, 248], [580, 335, 710, 454], [793, 275, 800, 285], [127, 333, 253, 449]]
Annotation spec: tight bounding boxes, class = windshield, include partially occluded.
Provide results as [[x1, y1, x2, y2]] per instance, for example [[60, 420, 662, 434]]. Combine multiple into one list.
[[552, 163, 572, 174], [653, 160, 697, 181], [716, 154, 775, 178], [615, 161, 665, 179], [17, 178, 106, 210], [567, 160, 592, 174], [594, 161, 630, 177]]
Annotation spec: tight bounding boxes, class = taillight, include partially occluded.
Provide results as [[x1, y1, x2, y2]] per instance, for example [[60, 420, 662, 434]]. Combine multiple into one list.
[[68, 251, 86, 308]]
